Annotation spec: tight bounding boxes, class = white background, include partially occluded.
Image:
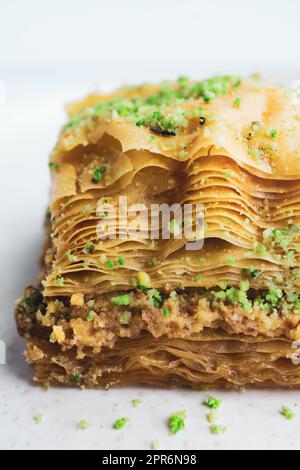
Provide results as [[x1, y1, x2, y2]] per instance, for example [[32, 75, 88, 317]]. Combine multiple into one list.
[[1, 0, 300, 451]]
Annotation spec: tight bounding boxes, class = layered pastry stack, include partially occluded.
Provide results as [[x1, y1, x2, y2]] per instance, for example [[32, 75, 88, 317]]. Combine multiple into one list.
[[15, 75, 300, 388]]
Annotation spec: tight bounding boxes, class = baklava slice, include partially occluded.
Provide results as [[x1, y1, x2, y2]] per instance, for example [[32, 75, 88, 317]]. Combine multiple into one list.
[[16, 75, 300, 388]]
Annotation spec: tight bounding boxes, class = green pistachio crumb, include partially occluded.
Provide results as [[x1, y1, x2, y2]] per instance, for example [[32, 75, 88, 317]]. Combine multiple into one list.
[[34, 413, 43, 424], [147, 289, 163, 308], [63, 75, 242, 135], [132, 399, 143, 408], [218, 280, 228, 290], [120, 312, 131, 324], [210, 424, 227, 435], [87, 311, 97, 322], [54, 276, 64, 287], [66, 250, 78, 262], [242, 268, 261, 279], [203, 396, 222, 410], [268, 128, 278, 138], [213, 285, 253, 314], [168, 410, 187, 435], [111, 294, 131, 306], [233, 97, 242, 107], [239, 280, 250, 291], [70, 374, 80, 383], [83, 241, 95, 254], [280, 406, 295, 420], [148, 258, 157, 267], [106, 259, 115, 269], [114, 417, 130, 430], [92, 166, 106, 184], [256, 243, 267, 257], [162, 308, 170, 318], [49, 161, 60, 171], [76, 420, 90, 430]]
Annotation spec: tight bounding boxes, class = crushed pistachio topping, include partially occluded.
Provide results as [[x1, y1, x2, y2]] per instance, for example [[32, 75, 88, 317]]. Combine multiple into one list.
[[16, 289, 43, 313], [76, 420, 90, 430], [268, 128, 278, 138], [70, 374, 80, 383], [66, 250, 78, 262], [104, 258, 126, 270], [163, 308, 170, 318], [98, 211, 109, 219], [211, 277, 300, 316], [147, 289, 163, 308], [254, 242, 267, 257], [106, 259, 115, 269], [132, 399, 143, 408], [218, 280, 228, 290], [87, 311, 97, 322], [260, 225, 300, 267], [114, 417, 130, 430], [280, 406, 295, 420], [49, 161, 60, 171], [203, 396, 222, 410], [111, 294, 131, 306], [83, 241, 95, 254], [226, 257, 235, 266], [213, 281, 252, 314], [233, 97, 242, 107], [210, 424, 227, 435], [168, 410, 187, 435], [54, 276, 64, 287], [148, 257, 157, 267], [63, 76, 242, 135], [92, 166, 107, 184], [242, 268, 261, 279], [34, 413, 43, 424], [119, 312, 131, 324], [265, 287, 283, 307]]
